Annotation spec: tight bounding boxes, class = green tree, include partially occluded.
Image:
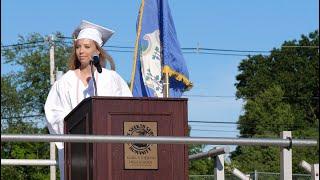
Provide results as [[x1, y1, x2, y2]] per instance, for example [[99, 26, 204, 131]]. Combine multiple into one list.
[[231, 85, 293, 172], [1, 75, 51, 179], [1, 75, 23, 130], [237, 85, 295, 137], [2, 32, 71, 115], [231, 31, 319, 173], [188, 144, 214, 175], [188, 126, 214, 175], [1, 32, 72, 179]]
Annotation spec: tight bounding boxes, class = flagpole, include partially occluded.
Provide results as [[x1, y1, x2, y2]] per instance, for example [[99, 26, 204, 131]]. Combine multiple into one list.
[[130, 0, 145, 92], [164, 71, 169, 98]]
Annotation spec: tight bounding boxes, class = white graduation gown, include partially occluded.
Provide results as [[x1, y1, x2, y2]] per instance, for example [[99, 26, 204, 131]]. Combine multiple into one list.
[[44, 68, 132, 179]]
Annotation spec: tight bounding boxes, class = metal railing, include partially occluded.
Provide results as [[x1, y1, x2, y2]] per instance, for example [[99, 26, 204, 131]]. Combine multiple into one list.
[[189, 147, 229, 160], [189, 173, 313, 180], [1, 159, 57, 166], [1, 134, 317, 146], [1, 131, 318, 180], [300, 160, 319, 180], [1, 141, 58, 180]]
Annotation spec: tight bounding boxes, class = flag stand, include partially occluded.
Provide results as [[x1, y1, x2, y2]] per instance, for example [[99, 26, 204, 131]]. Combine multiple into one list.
[[163, 71, 170, 98]]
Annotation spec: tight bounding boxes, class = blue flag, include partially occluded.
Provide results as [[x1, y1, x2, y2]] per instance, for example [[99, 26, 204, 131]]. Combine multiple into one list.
[[130, 0, 192, 97]]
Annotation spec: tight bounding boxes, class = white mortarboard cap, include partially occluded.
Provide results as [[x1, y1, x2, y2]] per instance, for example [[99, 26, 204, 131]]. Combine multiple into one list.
[[73, 20, 114, 47]]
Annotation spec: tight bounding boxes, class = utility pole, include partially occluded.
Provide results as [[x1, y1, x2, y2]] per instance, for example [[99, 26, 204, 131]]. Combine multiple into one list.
[[48, 34, 56, 180], [49, 35, 55, 85]]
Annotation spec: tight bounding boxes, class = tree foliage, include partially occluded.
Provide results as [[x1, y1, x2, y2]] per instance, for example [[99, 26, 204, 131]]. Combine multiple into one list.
[[1, 75, 23, 129], [2, 75, 51, 179], [1, 124, 51, 180], [231, 30, 319, 173], [1, 32, 71, 179], [2, 32, 71, 114], [187, 125, 214, 175], [188, 144, 214, 175]]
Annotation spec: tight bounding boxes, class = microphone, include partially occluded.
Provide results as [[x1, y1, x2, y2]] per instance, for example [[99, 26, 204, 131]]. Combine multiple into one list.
[[92, 53, 102, 73]]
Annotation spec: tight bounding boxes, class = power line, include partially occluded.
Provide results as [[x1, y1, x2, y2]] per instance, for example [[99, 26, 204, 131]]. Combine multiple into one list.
[[56, 36, 73, 40], [190, 124, 238, 128], [188, 120, 319, 127], [2, 38, 318, 58], [182, 51, 249, 57], [1, 114, 44, 120], [1, 114, 317, 132], [0, 43, 256, 57], [1, 41, 46, 48], [191, 129, 239, 133], [0, 40, 275, 54], [183, 94, 320, 100], [55, 36, 320, 49], [54, 37, 270, 53], [106, 49, 134, 53], [2, 36, 319, 51], [189, 121, 238, 124], [2, 115, 317, 128], [183, 47, 270, 53], [282, 45, 319, 48], [184, 95, 236, 98], [106, 45, 133, 49]]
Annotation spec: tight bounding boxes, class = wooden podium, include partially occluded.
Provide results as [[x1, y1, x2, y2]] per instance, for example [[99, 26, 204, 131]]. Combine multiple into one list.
[[64, 97, 188, 180]]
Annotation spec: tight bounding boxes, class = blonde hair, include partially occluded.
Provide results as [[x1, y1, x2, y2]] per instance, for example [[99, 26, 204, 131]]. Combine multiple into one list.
[[68, 41, 115, 70]]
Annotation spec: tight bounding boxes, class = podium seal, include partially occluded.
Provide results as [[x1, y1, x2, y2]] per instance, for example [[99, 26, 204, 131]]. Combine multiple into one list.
[[124, 121, 158, 169]]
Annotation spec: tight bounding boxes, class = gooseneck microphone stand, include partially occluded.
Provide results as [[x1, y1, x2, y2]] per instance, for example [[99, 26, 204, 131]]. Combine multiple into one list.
[[90, 60, 98, 96]]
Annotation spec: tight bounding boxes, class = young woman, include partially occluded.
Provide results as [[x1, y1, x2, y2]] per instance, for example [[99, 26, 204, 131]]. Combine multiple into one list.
[[45, 20, 132, 179]]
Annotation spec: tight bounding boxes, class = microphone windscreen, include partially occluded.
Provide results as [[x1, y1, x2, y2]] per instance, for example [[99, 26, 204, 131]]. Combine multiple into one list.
[[92, 54, 102, 73]]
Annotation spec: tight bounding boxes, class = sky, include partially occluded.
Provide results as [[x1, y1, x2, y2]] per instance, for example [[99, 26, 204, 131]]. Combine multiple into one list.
[[1, 0, 319, 152]]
